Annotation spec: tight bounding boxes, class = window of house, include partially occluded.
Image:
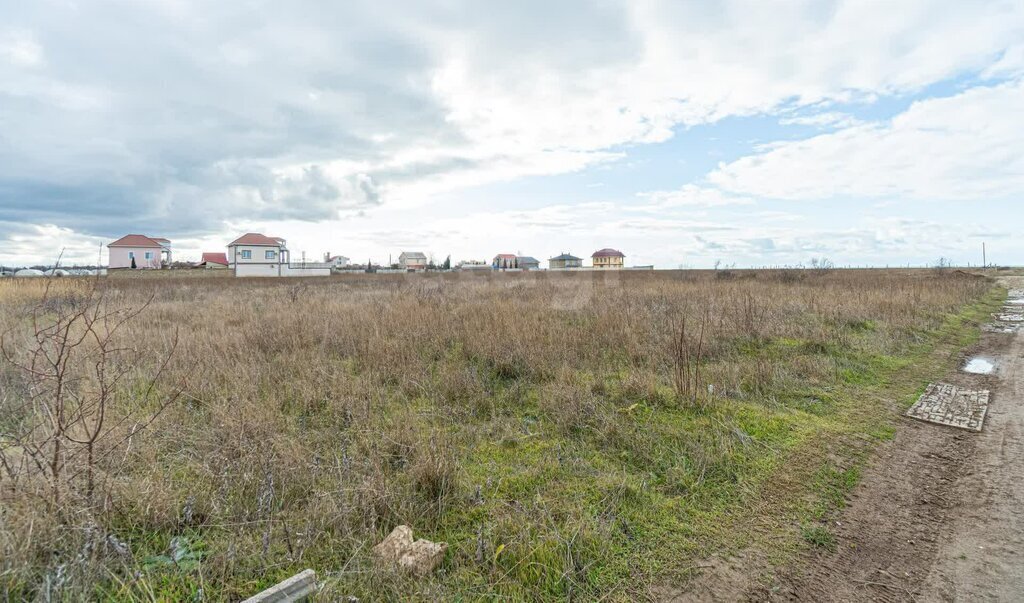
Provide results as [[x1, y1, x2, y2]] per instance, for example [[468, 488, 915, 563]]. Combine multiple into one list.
[[265, 250, 276, 260], [241, 250, 251, 259], [128, 251, 134, 259], [145, 251, 153, 260]]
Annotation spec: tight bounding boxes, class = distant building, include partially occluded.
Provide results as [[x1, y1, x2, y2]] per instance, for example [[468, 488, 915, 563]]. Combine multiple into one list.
[[197, 252, 229, 269], [324, 253, 350, 268], [457, 260, 491, 271], [548, 253, 582, 270], [399, 251, 428, 271], [492, 253, 517, 270], [516, 256, 540, 270], [107, 235, 171, 269], [592, 248, 625, 269]]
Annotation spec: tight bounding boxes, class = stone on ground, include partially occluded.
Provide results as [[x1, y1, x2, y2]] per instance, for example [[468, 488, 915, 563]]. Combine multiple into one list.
[[373, 525, 448, 576]]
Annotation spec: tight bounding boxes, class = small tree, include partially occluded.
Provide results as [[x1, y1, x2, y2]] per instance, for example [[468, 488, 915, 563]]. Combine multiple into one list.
[[0, 280, 186, 507], [130, 256, 137, 269], [443, 255, 451, 271]]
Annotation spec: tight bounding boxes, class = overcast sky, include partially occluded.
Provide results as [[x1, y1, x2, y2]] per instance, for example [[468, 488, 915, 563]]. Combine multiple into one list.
[[1, 0, 1022, 268]]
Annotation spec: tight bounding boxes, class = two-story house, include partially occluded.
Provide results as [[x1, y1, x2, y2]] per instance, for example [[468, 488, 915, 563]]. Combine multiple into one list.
[[228, 233, 290, 277], [399, 251, 428, 271], [107, 235, 171, 269], [548, 253, 582, 270], [592, 248, 625, 269], [492, 253, 517, 270]]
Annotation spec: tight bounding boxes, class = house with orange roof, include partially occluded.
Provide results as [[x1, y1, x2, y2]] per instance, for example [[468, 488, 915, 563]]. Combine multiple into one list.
[[107, 235, 171, 269], [227, 233, 330, 277]]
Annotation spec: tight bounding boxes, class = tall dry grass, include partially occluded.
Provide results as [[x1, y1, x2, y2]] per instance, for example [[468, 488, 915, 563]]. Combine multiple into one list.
[[0, 269, 992, 600]]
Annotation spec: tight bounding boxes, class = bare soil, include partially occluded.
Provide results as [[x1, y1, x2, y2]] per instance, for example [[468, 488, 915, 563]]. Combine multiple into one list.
[[680, 277, 1024, 602]]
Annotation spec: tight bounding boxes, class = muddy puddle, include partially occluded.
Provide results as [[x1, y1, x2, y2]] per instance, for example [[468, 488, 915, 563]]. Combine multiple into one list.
[[964, 357, 996, 374]]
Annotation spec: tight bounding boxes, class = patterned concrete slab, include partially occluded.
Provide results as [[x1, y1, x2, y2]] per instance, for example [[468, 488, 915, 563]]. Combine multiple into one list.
[[994, 313, 1024, 322], [906, 383, 990, 432]]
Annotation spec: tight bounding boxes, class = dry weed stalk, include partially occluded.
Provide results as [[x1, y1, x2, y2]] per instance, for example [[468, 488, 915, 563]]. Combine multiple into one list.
[[672, 307, 710, 408]]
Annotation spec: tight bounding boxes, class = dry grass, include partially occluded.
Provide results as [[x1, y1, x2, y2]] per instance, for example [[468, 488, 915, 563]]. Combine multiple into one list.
[[0, 269, 998, 600]]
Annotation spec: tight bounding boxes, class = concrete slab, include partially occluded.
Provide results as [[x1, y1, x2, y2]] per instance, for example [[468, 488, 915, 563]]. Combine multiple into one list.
[[906, 382, 990, 432], [242, 569, 317, 603], [983, 323, 1021, 333]]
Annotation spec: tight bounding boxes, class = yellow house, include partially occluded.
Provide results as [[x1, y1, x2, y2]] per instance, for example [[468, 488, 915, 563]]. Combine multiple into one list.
[[591, 248, 625, 269]]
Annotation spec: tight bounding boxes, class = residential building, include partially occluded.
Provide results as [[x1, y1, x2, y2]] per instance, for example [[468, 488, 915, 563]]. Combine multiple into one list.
[[227, 233, 330, 277], [492, 253, 517, 269], [399, 251, 428, 271], [592, 248, 625, 269], [516, 256, 540, 270], [457, 260, 491, 271], [548, 253, 582, 270], [107, 234, 171, 269], [196, 252, 229, 269], [324, 253, 350, 268]]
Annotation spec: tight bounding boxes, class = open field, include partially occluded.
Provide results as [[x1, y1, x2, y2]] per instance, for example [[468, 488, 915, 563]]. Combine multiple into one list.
[[0, 269, 1004, 600]]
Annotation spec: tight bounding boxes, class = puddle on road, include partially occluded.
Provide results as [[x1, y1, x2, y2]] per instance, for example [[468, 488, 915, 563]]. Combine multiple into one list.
[[964, 357, 996, 374]]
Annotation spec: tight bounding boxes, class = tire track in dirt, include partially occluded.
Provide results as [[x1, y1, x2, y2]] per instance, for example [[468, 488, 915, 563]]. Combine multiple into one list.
[[743, 277, 1024, 602]]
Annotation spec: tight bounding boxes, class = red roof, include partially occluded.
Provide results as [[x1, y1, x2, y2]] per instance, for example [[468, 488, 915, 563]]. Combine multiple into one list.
[[201, 252, 228, 265], [108, 234, 164, 248], [495, 253, 516, 259], [228, 233, 285, 246], [592, 248, 625, 258]]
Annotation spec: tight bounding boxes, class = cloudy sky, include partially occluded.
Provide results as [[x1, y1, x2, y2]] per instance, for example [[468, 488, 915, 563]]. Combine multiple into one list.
[[2, 0, 1022, 268]]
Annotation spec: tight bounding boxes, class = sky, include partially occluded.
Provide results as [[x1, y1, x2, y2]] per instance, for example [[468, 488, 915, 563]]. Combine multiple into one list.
[[1, 0, 1023, 268]]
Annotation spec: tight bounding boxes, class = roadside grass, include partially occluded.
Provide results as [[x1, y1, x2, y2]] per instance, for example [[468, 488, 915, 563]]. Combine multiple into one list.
[[0, 270, 1002, 601]]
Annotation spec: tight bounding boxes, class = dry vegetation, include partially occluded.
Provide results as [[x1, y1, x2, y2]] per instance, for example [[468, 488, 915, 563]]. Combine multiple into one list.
[[0, 269, 1000, 600]]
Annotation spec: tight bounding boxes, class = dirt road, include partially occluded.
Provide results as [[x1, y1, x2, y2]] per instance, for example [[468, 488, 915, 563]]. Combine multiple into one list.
[[731, 277, 1024, 601]]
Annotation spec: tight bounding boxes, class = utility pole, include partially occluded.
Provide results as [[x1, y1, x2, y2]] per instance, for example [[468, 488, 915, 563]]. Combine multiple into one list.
[[983, 242, 987, 268]]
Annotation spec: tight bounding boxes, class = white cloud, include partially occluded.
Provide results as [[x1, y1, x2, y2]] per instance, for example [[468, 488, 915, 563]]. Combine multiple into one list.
[[778, 112, 863, 129], [0, 223, 104, 267], [708, 80, 1024, 201], [0, 29, 43, 67], [634, 184, 754, 211]]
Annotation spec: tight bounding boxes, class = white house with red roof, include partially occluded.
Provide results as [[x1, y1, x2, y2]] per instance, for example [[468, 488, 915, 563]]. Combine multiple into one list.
[[107, 234, 171, 269], [227, 233, 330, 277]]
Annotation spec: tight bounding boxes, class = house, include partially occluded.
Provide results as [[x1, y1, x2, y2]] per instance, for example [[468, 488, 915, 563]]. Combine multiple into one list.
[[324, 253, 350, 268], [107, 235, 171, 269], [517, 256, 540, 271], [492, 253, 517, 270], [196, 252, 229, 269], [227, 233, 330, 277], [548, 253, 582, 270], [592, 248, 625, 269], [399, 251, 428, 271]]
